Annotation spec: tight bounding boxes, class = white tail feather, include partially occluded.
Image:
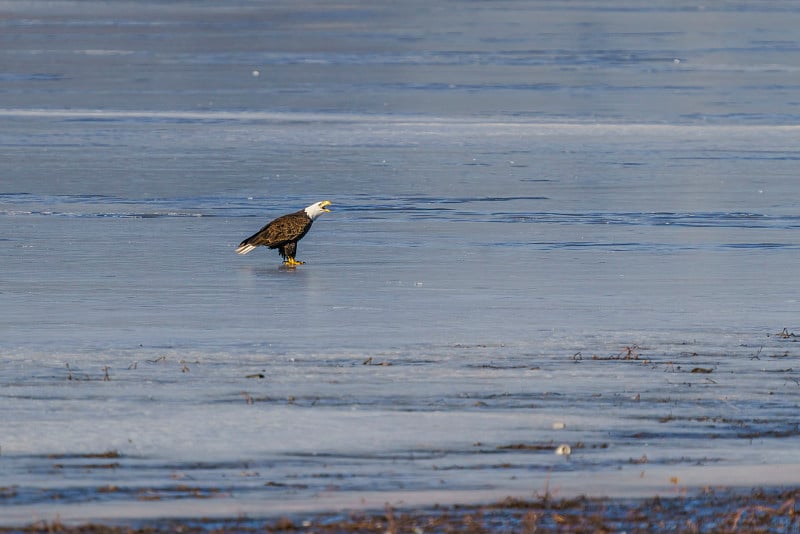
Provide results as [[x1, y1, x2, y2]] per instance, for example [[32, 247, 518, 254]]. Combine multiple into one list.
[[236, 243, 256, 255]]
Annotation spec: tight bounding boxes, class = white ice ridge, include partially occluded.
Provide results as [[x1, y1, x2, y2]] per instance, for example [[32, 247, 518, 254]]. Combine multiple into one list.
[[2, 108, 800, 133]]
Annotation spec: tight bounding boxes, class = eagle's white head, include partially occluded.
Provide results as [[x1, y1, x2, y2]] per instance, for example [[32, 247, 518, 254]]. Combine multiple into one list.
[[304, 200, 332, 220]]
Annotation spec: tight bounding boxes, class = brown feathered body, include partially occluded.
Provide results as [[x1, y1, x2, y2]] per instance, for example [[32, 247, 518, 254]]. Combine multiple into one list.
[[236, 209, 313, 260]]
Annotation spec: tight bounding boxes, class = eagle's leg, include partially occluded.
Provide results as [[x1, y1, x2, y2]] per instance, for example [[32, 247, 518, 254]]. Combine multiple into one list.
[[282, 242, 303, 265]]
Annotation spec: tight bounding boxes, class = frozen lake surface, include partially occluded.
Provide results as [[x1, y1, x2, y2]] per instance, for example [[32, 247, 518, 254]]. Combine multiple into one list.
[[2, 0, 800, 526]]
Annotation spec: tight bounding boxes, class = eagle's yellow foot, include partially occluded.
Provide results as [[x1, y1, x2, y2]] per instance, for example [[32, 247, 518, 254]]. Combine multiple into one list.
[[284, 257, 305, 266]]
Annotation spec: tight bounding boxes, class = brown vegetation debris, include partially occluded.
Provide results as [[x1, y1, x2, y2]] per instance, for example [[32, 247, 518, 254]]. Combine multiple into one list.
[[774, 328, 797, 339], [3, 488, 799, 533]]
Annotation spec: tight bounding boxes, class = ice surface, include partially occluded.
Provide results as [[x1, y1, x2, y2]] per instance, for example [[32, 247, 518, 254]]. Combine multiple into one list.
[[2, 0, 800, 526]]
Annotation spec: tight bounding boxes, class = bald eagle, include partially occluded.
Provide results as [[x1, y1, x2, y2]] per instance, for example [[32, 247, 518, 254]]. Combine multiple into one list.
[[235, 200, 331, 265]]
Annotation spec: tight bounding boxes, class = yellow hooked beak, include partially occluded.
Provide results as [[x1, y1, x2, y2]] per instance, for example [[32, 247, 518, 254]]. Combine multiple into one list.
[[320, 200, 332, 212]]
